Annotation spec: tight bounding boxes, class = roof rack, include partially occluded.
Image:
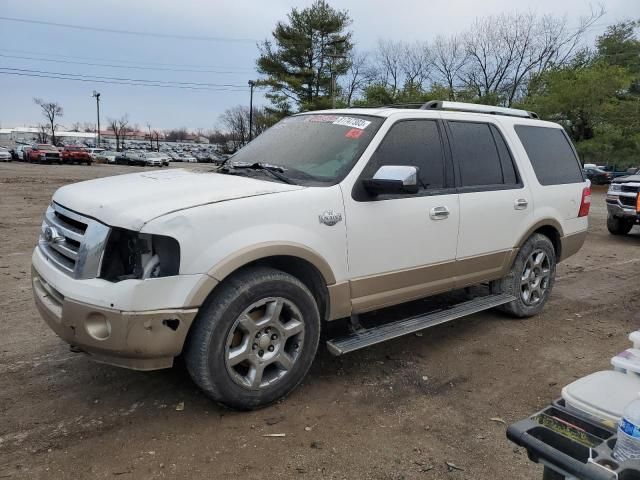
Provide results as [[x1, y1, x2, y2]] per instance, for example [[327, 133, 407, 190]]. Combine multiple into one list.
[[420, 100, 539, 119]]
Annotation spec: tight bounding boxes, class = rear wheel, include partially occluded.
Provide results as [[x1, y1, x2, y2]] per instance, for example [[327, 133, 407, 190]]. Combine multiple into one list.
[[607, 216, 634, 235], [185, 267, 320, 410], [491, 233, 556, 318]]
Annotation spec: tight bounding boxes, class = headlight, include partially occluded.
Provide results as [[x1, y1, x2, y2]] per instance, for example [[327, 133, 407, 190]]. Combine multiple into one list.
[[609, 183, 621, 193], [100, 229, 180, 282]]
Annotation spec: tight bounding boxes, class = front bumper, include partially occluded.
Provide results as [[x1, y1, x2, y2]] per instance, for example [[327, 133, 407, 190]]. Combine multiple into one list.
[[606, 198, 639, 221], [31, 247, 209, 370]]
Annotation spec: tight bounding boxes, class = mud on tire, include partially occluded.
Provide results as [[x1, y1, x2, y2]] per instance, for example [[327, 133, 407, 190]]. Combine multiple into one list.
[[491, 233, 557, 318], [184, 267, 320, 410]]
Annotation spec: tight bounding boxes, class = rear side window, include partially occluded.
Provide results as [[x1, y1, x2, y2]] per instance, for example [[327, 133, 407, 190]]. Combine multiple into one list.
[[515, 125, 583, 185], [448, 121, 513, 187]]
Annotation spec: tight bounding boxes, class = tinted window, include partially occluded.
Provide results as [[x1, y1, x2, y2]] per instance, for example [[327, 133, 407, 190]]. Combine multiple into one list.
[[448, 122, 503, 187], [490, 125, 518, 185], [365, 120, 445, 190], [515, 125, 583, 185]]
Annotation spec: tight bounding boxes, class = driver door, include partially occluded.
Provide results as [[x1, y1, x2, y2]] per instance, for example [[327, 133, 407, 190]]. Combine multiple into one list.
[[343, 118, 460, 313]]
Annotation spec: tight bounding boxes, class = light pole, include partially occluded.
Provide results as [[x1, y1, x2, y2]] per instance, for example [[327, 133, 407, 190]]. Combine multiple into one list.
[[92, 91, 101, 147], [248, 80, 255, 142]]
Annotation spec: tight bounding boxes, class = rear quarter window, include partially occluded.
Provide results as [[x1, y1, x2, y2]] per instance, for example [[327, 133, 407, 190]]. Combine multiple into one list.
[[514, 125, 584, 186]]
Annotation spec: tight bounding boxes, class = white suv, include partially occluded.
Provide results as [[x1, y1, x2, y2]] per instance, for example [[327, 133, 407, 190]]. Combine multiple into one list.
[[32, 101, 590, 409]]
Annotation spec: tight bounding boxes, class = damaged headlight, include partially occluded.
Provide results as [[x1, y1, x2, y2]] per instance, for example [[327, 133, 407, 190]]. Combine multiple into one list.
[[100, 228, 180, 282]]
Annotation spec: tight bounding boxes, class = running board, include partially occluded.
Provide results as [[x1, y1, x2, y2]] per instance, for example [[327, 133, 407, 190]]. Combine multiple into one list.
[[326, 293, 516, 356]]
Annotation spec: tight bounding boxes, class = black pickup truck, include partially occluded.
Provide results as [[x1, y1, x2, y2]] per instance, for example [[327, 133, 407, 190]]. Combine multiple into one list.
[[606, 168, 640, 235]]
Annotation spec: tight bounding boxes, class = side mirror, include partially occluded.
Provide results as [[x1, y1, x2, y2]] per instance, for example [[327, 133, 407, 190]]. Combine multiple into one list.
[[363, 165, 419, 195]]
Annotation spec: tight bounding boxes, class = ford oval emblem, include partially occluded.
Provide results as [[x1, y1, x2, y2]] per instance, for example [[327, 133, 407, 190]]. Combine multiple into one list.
[[44, 226, 64, 245]]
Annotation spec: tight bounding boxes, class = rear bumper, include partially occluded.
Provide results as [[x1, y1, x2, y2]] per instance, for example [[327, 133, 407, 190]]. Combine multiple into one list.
[[559, 230, 588, 262]]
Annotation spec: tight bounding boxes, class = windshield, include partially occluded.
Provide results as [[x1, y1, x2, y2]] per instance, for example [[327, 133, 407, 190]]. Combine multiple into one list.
[[37, 145, 58, 151], [228, 113, 384, 185]]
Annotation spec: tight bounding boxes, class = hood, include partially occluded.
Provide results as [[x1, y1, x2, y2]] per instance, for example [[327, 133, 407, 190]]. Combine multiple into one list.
[[613, 174, 640, 184], [53, 168, 304, 230]]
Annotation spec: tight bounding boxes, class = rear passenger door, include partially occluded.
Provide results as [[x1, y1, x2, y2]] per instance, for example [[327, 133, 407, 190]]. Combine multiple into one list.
[[445, 119, 532, 287]]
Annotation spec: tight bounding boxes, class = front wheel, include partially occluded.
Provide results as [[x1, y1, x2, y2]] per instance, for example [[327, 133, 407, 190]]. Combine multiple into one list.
[[607, 216, 634, 235], [184, 267, 320, 410], [491, 233, 556, 318]]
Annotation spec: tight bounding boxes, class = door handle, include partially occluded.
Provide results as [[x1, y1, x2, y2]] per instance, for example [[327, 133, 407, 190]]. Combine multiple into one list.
[[430, 206, 450, 220], [514, 198, 528, 210]]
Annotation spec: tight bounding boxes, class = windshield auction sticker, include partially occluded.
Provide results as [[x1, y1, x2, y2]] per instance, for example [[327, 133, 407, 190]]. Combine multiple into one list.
[[332, 117, 371, 130]]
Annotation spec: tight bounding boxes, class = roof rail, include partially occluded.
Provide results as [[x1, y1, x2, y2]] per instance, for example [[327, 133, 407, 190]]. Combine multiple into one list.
[[420, 100, 538, 119], [347, 103, 425, 109]]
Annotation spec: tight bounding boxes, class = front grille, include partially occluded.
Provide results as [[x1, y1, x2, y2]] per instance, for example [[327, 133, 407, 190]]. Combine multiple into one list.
[[620, 195, 637, 208], [38, 203, 110, 279], [622, 184, 640, 193]]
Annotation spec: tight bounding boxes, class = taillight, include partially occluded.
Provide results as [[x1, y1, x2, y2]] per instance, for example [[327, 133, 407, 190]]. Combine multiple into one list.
[[578, 185, 591, 217]]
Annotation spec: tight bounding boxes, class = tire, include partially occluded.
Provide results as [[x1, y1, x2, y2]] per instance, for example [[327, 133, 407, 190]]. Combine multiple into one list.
[[184, 267, 320, 410], [607, 216, 634, 235], [490, 233, 556, 318]]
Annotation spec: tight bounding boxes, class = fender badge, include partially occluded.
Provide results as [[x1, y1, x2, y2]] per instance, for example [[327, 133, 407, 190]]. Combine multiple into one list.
[[319, 210, 342, 226]]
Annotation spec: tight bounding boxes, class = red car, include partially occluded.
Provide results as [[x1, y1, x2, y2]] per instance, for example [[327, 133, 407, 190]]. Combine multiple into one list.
[[26, 144, 62, 164], [61, 146, 92, 165]]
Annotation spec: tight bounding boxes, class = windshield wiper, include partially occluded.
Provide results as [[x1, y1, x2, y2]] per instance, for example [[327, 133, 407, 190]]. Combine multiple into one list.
[[220, 162, 297, 185]]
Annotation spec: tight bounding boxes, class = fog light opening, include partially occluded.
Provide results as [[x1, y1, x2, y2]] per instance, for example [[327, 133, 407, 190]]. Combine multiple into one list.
[[85, 313, 111, 340], [162, 319, 180, 331]]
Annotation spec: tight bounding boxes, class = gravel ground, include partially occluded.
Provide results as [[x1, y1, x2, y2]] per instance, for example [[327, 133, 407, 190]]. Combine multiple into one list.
[[1, 161, 639, 479]]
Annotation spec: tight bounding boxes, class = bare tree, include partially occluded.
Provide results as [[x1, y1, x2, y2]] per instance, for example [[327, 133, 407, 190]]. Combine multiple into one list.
[[341, 51, 375, 105], [34, 98, 63, 145], [400, 41, 431, 89], [431, 35, 468, 100], [373, 39, 405, 97], [220, 106, 250, 150], [37, 124, 48, 143], [462, 9, 604, 105], [70, 122, 82, 132], [151, 130, 161, 151], [107, 115, 129, 151]]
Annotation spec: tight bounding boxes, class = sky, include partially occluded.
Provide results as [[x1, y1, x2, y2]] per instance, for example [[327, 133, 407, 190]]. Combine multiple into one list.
[[0, 0, 638, 131]]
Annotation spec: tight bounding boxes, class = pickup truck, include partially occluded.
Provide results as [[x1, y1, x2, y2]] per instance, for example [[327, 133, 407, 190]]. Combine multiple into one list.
[[27, 144, 62, 164], [61, 146, 92, 165], [606, 168, 640, 235]]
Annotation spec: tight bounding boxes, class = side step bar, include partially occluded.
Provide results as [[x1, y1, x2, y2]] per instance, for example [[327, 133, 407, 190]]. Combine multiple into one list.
[[326, 293, 516, 356]]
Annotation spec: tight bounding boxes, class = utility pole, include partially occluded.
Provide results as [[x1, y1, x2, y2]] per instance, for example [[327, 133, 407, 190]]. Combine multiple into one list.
[[248, 80, 255, 142], [92, 91, 101, 147]]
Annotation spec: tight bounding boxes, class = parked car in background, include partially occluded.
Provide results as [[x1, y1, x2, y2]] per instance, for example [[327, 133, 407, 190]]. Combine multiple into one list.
[[27, 144, 61, 164], [0, 147, 11, 161], [13, 145, 30, 161], [156, 152, 171, 166], [139, 152, 163, 167], [178, 153, 197, 163], [95, 151, 118, 164], [583, 167, 612, 185], [86, 148, 105, 159], [61, 146, 92, 165]]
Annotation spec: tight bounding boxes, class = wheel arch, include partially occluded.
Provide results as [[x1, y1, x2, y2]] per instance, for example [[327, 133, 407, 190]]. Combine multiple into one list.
[[186, 243, 346, 323], [515, 219, 564, 261]]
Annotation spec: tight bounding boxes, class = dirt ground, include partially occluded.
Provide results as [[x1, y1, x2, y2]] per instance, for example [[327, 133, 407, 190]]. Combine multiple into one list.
[[1, 161, 639, 480]]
